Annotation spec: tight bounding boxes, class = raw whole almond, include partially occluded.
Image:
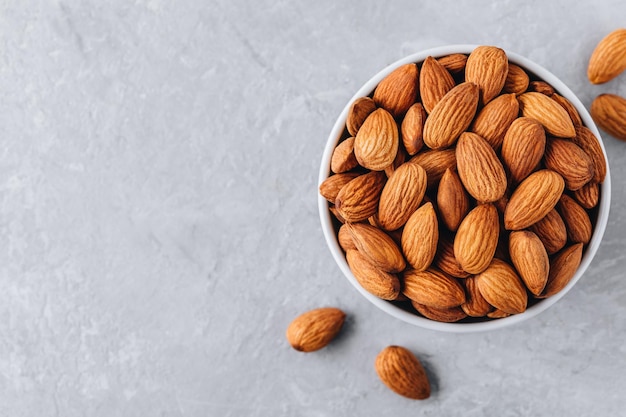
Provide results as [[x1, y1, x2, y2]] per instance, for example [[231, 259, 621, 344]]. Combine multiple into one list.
[[375, 346, 431, 400], [518, 92, 576, 138], [504, 169, 565, 230], [529, 208, 568, 255], [409, 148, 457, 188], [335, 171, 386, 222], [373, 63, 419, 118], [437, 168, 470, 232], [544, 138, 594, 191], [475, 258, 528, 315], [571, 125, 607, 183], [331, 137, 359, 173], [434, 234, 470, 278], [487, 309, 511, 319], [508, 230, 550, 296], [587, 28, 626, 84], [401, 103, 426, 155], [346, 97, 377, 136], [378, 162, 427, 231], [539, 243, 583, 298], [552, 93, 583, 127], [503, 63, 529, 95], [286, 307, 346, 352], [319, 172, 360, 202], [557, 194, 593, 244], [461, 276, 492, 317], [437, 53, 467, 74], [420, 56, 456, 114], [456, 132, 507, 203], [527, 81, 555, 96], [573, 181, 600, 209], [590, 93, 626, 141], [401, 202, 439, 271], [465, 45, 509, 104], [501, 117, 546, 184], [454, 203, 500, 274], [470, 93, 520, 148], [346, 250, 401, 300], [337, 224, 357, 251], [347, 222, 406, 273], [403, 268, 466, 308], [354, 108, 399, 171], [423, 82, 480, 149], [411, 301, 467, 323]]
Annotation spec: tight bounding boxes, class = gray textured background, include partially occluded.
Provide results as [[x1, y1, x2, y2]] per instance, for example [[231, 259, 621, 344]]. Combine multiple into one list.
[[1, 0, 626, 416]]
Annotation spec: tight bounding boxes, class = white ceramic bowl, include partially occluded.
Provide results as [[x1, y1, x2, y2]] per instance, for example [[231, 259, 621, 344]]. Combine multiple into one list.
[[318, 45, 611, 333]]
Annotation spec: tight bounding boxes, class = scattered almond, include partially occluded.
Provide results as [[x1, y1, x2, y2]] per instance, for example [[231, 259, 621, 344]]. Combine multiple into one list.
[[375, 346, 431, 400], [590, 93, 626, 141], [587, 28, 626, 84], [286, 307, 346, 352]]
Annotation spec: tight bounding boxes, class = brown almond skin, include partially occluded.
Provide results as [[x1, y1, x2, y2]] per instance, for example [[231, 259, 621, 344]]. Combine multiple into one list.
[[434, 234, 471, 278], [403, 268, 466, 308], [420, 56, 456, 114], [509, 231, 550, 296], [461, 276, 492, 317], [465, 46, 509, 104], [528, 81, 555, 96], [590, 94, 626, 141], [337, 224, 357, 252], [373, 63, 419, 118], [347, 222, 406, 273], [437, 53, 467, 73], [587, 28, 626, 84], [456, 132, 507, 203], [319, 172, 360, 202], [529, 209, 568, 255], [378, 163, 427, 231], [423, 82, 480, 149], [539, 243, 584, 298], [544, 138, 594, 191], [437, 168, 470, 232], [346, 97, 377, 137], [375, 346, 431, 400], [475, 259, 528, 315], [573, 181, 600, 209], [552, 93, 583, 127], [411, 301, 467, 323], [470, 93, 520, 149], [331, 137, 359, 173], [501, 117, 546, 184], [557, 194, 593, 244], [335, 171, 386, 222], [409, 148, 457, 188], [401, 202, 439, 271], [454, 203, 500, 274], [401, 103, 426, 155], [571, 125, 607, 183], [286, 308, 346, 352], [518, 92, 576, 138], [354, 108, 399, 171], [504, 170, 565, 230], [503, 63, 529, 95], [346, 250, 400, 300]]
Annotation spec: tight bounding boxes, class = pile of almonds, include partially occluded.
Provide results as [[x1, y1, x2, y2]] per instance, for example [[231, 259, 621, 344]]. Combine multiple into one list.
[[319, 45, 607, 323]]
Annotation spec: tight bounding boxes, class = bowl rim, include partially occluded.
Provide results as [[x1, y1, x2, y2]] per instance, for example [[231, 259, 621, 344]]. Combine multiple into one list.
[[318, 44, 612, 333]]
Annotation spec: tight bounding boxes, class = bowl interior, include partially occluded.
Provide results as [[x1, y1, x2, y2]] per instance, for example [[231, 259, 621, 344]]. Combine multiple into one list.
[[319, 45, 611, 333]]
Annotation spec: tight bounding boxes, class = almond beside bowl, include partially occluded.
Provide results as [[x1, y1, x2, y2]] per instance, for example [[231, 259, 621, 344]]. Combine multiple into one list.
[[318, 45, 611, 333]]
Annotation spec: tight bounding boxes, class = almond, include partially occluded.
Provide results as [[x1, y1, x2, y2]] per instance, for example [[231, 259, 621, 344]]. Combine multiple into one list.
[[465, 46, 509, 104], [411, 301, 467, 323], [539, 243, 584, 298], [437, 168, 470, 232], [337, 224, 357, 251], [470, 93, 520, 148], [529, 208, 568, 255], [552, 93, 583, 127], [518, 92, 576, 138], [286, 307, 346, 352], [409, 148, 457, 188], [475, 258, 528, 315], [346, 97, 377, 136], [354, 108, 399, 171], [587, 28, 626, 84], [384, 145, 407, 178], [347, 222, 406, 273], [378, 162, 427, 231], [501, 117, 546, 184], [401, 103, 426, 155], [346, 249, 401, 300], [544, 138, 594, 191], [403, 268, 466, 308], [573, 181, 600, 209], [437, 53, 467, 74], [329, 206, 346, 224], [375, 346, 431, 400], [590, 93, 626, 141], [487, 309, 512, 319], [527, 80, 555, 96], [508, 230, 550, 296], [571, 125, 607, 183], [454, 203, 500, 274], [331, 137, 359, 173], [423, 82, 480, 149], [503, 63, 529, 95], [401, 202, 439, 271], [461, 276, 492, 317], [456, 132, 507, 203], [319, 172, 360, 202], [434, 233, 470, 278], [420, 56, 456, 114], [504, 169, 565, 230], [373, 63, 419, 118], [557, 194, 593, 244], [335, 171, 386, 222]]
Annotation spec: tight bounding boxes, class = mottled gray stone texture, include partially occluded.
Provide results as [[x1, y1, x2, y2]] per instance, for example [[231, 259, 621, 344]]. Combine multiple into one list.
[[1, 0, 626, 415]]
